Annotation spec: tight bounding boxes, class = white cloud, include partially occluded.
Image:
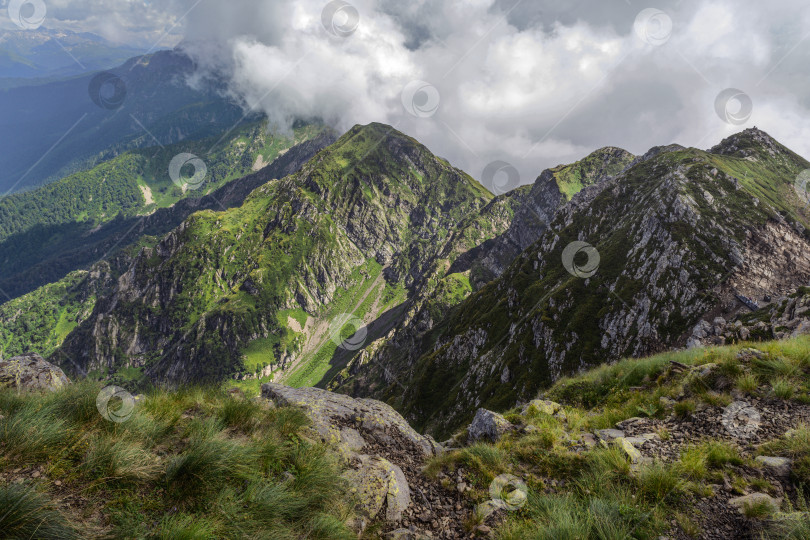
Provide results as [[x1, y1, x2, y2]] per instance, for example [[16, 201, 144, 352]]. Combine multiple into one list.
[[13, 0, 810, 186]]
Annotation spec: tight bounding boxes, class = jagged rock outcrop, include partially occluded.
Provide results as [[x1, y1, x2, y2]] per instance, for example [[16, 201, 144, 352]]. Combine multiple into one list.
[[334, 147, 634, 410], [689, 287, 810, 347], [0, 353, 70, 392], [462, 146, 635, 285]]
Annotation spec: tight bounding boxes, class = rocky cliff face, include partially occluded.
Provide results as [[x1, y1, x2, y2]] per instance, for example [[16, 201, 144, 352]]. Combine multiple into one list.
[[331, 146, 635, 398], [461, 147, 635, 286], [338, 128, 810, 438]]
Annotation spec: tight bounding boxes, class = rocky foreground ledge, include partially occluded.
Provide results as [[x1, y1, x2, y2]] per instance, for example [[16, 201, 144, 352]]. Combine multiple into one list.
[[260, 383, 477, 537]]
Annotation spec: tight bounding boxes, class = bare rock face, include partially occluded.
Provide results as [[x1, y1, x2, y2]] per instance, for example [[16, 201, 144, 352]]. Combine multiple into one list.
[[0, 353, 70, 392], [260, 383, 441, 533]]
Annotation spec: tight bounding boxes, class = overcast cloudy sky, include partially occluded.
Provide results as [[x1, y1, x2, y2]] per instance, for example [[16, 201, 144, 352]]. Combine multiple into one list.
[[8, 0, 810, 190]]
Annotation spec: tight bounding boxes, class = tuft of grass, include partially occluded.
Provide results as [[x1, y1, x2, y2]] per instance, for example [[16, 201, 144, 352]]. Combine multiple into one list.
[[736, 372, 759, 394], [636, 462, 685, 503], [0, 399, 74, 461], [0, 382, 355, 538], [153, 513, 219, 539], [674, 400, 696, 418], [0, 483, 79, 539], [741, 498, 776, 519], [772, 378, 795, 399], [218, 397, 263, 433], [704, 440, 744, 468], [165, 429, 255, 500], [81, 435, 161, 484], [678, 446, 708, 480]]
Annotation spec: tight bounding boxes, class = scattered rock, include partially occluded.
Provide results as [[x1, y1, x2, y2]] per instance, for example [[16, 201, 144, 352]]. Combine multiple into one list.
[[261, 383, 441, 457], [594, 428, 624, 442], [728, 492, 782, 515], [468, 408, 514, 442], [383, 528, 430, 540], [613, 437, 642, 463], [522, 399, 562, 416], [474, 500, 502, 521], [755, 456, 792, 477]]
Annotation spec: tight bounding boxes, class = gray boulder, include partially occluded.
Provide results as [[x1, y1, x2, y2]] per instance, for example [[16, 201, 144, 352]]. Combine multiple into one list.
[[756, 456, 792, 477], [468, 408, 514, 442], [0, 353, 70, 392], [261, 383, 441, 458], [261, 383, 439, 533]]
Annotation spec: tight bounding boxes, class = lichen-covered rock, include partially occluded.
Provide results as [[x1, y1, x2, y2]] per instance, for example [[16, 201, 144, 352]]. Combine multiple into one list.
[[467, 408, 514, 442], [345, 455, 410, 529], [594, 428, 624, 442], [613, 437, 642, 463], [756, 456, 792, 477], [0, 353, 70, 392], [261, 383, 433, 533], [383, 528, 430, 540], [522, 399, 563, 416]]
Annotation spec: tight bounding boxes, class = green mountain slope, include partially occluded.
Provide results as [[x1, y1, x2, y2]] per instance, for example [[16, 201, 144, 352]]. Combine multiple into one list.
[[0, 130, 338, 362], [52, 123, 499, 386], [0, 121, 325, 300]]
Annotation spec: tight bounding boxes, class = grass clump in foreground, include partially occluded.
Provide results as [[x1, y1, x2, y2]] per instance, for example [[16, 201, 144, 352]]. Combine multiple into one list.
[[0, 381, 354, 539]]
